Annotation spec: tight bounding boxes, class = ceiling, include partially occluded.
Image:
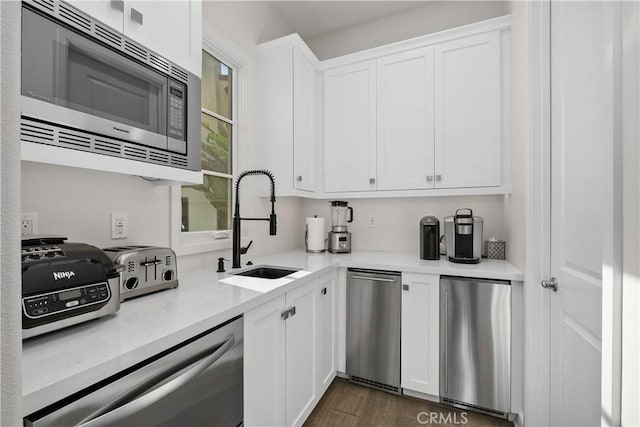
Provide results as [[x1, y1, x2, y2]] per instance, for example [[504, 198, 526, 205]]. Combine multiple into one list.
[[269, 1, 433, 39]]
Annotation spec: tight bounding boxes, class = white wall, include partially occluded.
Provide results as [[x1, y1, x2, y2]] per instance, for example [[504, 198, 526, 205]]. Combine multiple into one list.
[[1, 1, 23, 424], [306, 1, 508, 60], [20, 1, 298, 269], [302, 196, 505, 253]]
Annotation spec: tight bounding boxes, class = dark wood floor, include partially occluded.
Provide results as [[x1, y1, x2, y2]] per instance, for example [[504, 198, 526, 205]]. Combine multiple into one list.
[[304, 378, 513, 427]]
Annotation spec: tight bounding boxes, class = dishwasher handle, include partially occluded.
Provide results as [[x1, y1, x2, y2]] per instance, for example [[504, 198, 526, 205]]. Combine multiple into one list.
[[78, 335, 235, 426], [350, 275, 397, 283]]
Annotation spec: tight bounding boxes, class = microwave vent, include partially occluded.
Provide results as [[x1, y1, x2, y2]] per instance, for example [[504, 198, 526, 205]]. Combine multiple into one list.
[[123, 146, 147, 160], [20, 121, 54, 144], [58, 2, 91, 32], [171, 66, 188, 83], [20, 118, 191, 170], [31, 0, 54, 12], [94, 24, 123, 49], [150, 55, 170, 74], [58, 130, 91, 149], [124, 41, 148, 63]]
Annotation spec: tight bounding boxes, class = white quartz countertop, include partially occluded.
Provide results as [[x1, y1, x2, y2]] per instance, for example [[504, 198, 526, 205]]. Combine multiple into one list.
[[22, 250, 522, 415]]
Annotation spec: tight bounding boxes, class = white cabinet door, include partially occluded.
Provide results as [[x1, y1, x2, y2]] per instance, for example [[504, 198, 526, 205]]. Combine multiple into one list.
[[377, 47, 435, 190], [286, 282, 318, 427], [123, 1, 202, 76], [66, 0, 124, 31], [401, 273, 440, 396], [324, 61, 377, 192], [316, 272, 337, 396], [434, 31, 502, 188], [293, 49, 316, 192], [244, 295, 286, 427]]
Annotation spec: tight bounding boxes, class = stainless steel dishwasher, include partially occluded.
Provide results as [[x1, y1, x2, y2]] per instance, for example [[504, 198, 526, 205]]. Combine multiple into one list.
[[25, 316, 243, 427], [440, 276, 511, 418], [346, 269, 401, 394]]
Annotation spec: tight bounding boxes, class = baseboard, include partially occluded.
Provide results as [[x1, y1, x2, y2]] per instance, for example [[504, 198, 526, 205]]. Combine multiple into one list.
[[402, 388, 441, 403]]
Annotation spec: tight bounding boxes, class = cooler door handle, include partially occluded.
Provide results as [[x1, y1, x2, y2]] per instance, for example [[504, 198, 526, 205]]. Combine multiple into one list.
[[77, 335, 235, 426]]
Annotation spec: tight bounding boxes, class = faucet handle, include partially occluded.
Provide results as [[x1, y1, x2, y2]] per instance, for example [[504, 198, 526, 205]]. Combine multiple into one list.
[[240, 240, 253, 255]]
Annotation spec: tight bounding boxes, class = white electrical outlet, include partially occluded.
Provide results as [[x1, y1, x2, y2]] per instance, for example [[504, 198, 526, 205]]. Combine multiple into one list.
[[111, 213, 128, 239], [21, 213, 38, 236], [368, 214, 377, 228]]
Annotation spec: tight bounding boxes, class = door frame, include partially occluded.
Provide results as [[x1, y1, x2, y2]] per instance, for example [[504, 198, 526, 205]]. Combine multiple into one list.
[[524, 1, 623, 426]]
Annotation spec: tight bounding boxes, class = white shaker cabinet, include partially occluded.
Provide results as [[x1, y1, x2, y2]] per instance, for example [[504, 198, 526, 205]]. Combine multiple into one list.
[[244, 277, 325, 427], [401, 273, 440, 396], [434, 31, 502, 188], [285, 280, 319, 427], [324, 61, 377, 192], [377, 47, 435, 191], [65, 0, 202, 76], [259, 36, 319, 195], [315, 271, 337, 397]]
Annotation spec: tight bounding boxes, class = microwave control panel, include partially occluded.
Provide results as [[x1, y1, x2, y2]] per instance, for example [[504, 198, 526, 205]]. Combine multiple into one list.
[[168, 80, 187, 141]]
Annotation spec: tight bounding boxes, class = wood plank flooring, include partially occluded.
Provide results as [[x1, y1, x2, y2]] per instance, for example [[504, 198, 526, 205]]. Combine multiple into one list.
[[304, 378, 513, 427]]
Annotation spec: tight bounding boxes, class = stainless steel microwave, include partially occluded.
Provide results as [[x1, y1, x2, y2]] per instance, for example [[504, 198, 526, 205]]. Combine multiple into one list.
[[20, 1, 201, 171]]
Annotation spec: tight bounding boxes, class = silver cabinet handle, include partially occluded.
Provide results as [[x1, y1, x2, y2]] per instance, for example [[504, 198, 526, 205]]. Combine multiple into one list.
[[444, 290, 448, 392], [110, 0, 124, 12], [130, 7, 143, 25], [296, 175, 303, 182], [321, 287, 327, 295], [402, 284, 409, 291], [281, 309, 290, 320], [350, 275, 396, 282], [435, 175, 442, 182], [78, 335, 235, 426], [369, 178, 376, 184], [541, 277, 558, 292], [290, 306, 296, 317], [426, 176, 433, 182]]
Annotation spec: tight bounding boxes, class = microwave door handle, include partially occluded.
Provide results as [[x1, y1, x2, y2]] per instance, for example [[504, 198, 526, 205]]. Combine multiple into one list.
[[77, 335, 235, 427]]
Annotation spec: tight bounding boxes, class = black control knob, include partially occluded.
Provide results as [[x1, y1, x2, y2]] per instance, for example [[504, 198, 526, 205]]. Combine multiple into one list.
[[124, 277, 139, 290], [163, 270, 175, 281]]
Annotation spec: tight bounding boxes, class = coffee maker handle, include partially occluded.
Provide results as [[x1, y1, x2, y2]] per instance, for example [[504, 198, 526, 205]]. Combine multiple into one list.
[[455, 208, 473, 218], [348, 207, 354, 223]]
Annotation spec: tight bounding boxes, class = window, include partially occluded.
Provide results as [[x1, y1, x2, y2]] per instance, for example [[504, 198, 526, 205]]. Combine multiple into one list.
[[181, 51, 234, 233], [171, 42, 245, 256]]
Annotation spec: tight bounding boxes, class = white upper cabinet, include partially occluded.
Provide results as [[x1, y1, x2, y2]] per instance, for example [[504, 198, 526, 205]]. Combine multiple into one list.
[[258, 36, 319, 196], [377, 47, 435, 191], [324, 60, 377, 192], [434, 31, 502, 188], [66, 0, 202, 76]]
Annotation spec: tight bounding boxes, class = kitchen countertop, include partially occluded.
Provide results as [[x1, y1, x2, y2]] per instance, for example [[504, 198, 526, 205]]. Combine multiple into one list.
[[22, 250, 522, 415]]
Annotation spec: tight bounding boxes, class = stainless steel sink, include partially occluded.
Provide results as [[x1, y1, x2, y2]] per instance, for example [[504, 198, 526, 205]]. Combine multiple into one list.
[[233, 266, 298, 280]]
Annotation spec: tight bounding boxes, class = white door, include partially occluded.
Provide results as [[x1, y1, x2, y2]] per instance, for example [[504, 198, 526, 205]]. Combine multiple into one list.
[[123, 1, 201, 75], [401, 273, 439, 396], [286, 281, 318, 427], [316, 272, 337, 396], [434, 31, 502, 188], [244, 295, 286, 427], [324, 61, 377, 192], [293, 49, 316, 192], [549, 2, 615, 425], [377, 47, 435, 190]]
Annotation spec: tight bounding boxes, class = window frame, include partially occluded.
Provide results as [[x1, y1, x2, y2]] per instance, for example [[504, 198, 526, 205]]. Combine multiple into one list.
[[170, 38, 247, 256]]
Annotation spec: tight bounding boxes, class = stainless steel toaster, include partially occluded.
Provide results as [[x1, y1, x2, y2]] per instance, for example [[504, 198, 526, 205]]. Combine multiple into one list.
[[102, 246, 178, 302]]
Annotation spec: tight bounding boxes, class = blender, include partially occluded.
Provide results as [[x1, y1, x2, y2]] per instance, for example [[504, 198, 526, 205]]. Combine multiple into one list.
[[328, 201, 353, 253]]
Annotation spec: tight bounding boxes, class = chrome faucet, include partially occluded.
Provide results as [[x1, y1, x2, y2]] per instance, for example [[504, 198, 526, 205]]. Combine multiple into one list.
[[232, 170, 277, 268]]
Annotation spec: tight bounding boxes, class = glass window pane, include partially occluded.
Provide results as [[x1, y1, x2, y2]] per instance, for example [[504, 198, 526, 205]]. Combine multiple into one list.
[[202, 51, 232, 119], [201, 113, 231, 174], [181, 175, 231, 232]]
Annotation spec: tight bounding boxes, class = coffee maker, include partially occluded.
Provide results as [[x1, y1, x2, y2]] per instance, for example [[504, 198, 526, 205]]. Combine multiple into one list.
[[444, 208, 483, 264], [328, 201, 352, 253], [420, 216, 440, 260]]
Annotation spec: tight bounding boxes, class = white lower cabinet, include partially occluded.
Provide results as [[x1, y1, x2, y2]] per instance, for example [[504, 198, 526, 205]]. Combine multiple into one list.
[[245, 272, 337, 427], [401, 273, 440, 396]]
